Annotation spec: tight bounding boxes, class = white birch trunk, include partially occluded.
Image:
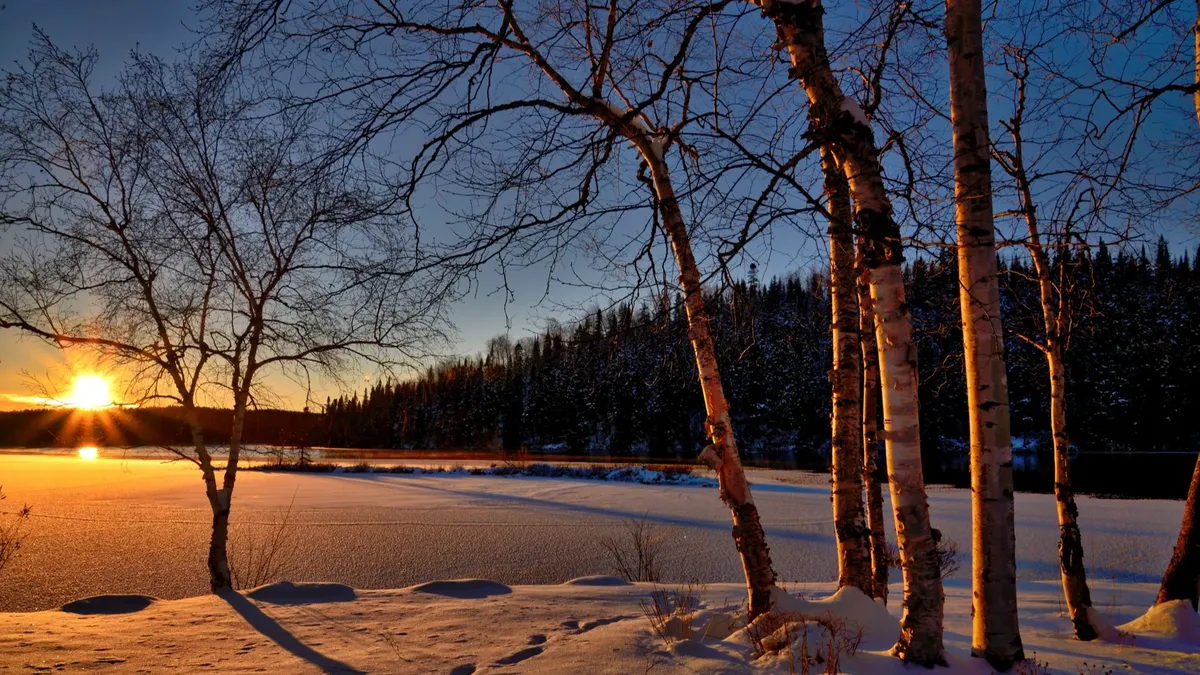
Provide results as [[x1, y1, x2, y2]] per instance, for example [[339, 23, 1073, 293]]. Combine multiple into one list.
[[1156, 0, 1200, 613], [857, 246, 890, 605], [824, 148, 872, 593], [945, 0, 1023, 667], [640, 146, 777, 618], [756, 0, 945, 664]]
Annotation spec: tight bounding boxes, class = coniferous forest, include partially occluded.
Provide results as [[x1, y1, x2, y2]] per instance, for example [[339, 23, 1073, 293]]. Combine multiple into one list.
[[321, 241, 1200, 496]]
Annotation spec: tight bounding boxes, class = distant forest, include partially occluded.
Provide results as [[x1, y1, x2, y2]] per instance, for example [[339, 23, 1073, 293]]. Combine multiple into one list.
[[0, 406, 316, 450], [3, 241, 1197, 496], [321, 240, 1200, 495]]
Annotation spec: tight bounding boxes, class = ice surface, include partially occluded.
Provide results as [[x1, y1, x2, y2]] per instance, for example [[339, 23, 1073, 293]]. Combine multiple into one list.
[[0, 455, 1186, 615]]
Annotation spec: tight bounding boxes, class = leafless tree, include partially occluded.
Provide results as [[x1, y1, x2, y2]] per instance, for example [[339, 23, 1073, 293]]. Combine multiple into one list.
[[0, 33, 450, 591], [754, 0, 946, 664], [945, 0, 1024, 667], [203, 0, 804, 617], [822, 148, 872, 595]]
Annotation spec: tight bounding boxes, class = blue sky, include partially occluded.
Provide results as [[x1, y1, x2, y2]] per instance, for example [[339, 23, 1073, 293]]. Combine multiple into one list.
[[0, 1, 813, 409], [0, 1, 1195, 411]]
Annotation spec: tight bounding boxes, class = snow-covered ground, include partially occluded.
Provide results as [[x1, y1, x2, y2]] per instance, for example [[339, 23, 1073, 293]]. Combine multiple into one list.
[[0, 454, 1197, 673], [3, 577, 1198, 673]]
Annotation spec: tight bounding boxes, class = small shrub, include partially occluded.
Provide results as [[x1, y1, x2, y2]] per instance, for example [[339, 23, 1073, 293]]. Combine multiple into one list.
[[639, 581, 702, 646], [601, 517, 667, 583], [502, 444, 531, 470], [347, 461, 374, 473], [247, 459, 337, 473], [0, 486, 32, 575], [745, 609, 864, 675], [229, 494, 296, 590], [885, 531, 961, 579], [1013, 654, 1051, 675]]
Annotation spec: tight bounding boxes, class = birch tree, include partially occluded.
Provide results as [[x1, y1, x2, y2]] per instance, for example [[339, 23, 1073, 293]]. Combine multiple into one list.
[[753, 0, 945, 665], [205, 0, 785, 617], [0, 35, 448, 591], [823, 148, 873, 594], [944, 0, 1023, 667], [857, 250, 889, 604], [1156, 0, 1200, 612]]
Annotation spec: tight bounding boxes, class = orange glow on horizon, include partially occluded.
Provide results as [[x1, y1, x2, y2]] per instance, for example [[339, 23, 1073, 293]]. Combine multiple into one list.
[[78, 446, 99, 460]]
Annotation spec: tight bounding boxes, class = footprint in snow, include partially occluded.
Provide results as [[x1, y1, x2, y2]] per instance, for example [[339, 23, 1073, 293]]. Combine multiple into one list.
[[492, 646, 544, 666], [449, 665, 476, 675]]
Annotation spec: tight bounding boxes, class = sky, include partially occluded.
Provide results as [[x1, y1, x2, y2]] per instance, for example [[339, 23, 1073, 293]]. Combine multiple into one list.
[[0, 1, 1196, 412], [0, 1, 812, 411]]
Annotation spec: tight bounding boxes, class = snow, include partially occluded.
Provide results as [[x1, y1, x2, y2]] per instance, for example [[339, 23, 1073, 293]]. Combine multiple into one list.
[[1, 455, 1198, 672], [1120, 600, 1200, 643], [2, 579, 1197, 673], [600, 99, 664, 160], [244, 581, 357, 605], [840, 98, 870, 128], [409, 579, 513, 599]]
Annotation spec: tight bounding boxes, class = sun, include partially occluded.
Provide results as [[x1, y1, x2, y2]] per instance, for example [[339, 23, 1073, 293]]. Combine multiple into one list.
[[65, 375, 113, 409], [78, 446, 99, 460]]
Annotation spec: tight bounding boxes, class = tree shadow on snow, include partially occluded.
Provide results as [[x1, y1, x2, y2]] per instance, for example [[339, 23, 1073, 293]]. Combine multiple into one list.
[[331, 474, 833, 545], [219, 589, 365, 674]]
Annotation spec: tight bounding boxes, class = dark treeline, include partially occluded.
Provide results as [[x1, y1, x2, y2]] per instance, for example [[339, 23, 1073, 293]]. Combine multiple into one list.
[[0, 407, 317, 449], [323, 240, 1200, 496]]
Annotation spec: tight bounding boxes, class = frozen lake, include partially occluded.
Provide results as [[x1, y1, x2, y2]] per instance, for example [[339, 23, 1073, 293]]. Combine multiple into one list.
[[0, 454, 1184, 612]]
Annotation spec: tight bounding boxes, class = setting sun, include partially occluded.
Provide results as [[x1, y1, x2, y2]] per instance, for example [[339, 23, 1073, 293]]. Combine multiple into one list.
[[77, 446, 99, 460], [65, 375, 113, 409]]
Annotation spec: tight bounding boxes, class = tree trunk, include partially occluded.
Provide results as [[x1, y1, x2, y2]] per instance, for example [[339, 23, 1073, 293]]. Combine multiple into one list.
[[1159, 457, 1200, 610], [1022, 193, 1098, 640], [1157, 0, 1200, 615], [642, 145, 777, 619], [757, 1, 945, 664], [824, 147, 872, 594], [1194, 0, 1199, 129], [183, 407, 232, 592], [1047, 341, 1098, 638], [858, 247, 890, 605], [945, 0, 1023, 668], [208, 492, 233, 592]]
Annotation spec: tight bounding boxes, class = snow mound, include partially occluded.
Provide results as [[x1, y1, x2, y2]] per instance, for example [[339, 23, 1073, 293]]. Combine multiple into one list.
[[1119, 600, 1200, 643], [61, 594, 156, 615], [727, 585, 898, 653], [409, 579, 513, 599], [244, 581, 357, 605], [561, 575, 632, 587]]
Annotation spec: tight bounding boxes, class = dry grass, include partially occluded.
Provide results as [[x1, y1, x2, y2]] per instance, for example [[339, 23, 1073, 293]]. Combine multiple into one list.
[[886, 532, 961, 579], [639, 581, 703, 646], [744, 609, 864, 675], [0, 486, 31, 575], [228, 492, 297, 590], [600, 517, 668, 583]]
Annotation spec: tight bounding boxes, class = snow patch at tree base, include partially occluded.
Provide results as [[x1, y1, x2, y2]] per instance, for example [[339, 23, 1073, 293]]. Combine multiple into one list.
[[1119, 600, 1200, 643]]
